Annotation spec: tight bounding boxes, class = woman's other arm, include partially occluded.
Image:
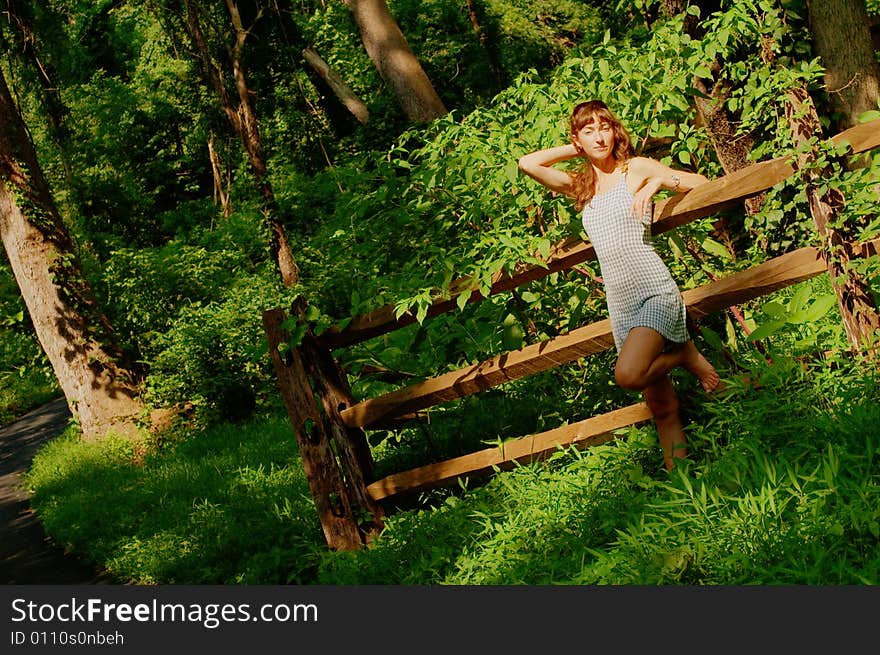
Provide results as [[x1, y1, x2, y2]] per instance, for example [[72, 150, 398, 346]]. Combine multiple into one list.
[[628, 156, 709, 220], [517, 143, 581, 196]]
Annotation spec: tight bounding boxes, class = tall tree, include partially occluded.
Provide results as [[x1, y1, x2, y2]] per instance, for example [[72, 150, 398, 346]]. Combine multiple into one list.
[[344, 0, 448, 122], [180, 0, 299, 286], [0, 68, 143, 440], [806, 0, 880, 130]]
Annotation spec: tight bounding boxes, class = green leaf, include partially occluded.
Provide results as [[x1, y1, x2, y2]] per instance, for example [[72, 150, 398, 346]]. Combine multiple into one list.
[[804, 294, 837, 322], [700, 326, 724, 352], [701, 237, 732, 260], [304, 305, 321, 322], [748, 320, 787, 341], [502, 318, 525, 351], [761, 301, 787, 319], [505, 161, 519, 185], [788, 285, 811, 314], [668, 233, 687, 260]]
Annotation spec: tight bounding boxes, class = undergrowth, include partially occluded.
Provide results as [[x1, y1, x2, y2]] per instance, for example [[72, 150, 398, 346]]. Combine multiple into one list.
[[24, 339, 880, 585]]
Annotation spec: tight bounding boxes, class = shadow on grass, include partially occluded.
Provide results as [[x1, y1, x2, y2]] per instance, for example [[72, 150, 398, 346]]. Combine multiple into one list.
[[26, 415, 325, 584]]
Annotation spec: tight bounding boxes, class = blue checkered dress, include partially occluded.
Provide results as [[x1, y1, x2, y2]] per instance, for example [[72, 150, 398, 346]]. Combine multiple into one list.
[[581, 171, 688, 352]]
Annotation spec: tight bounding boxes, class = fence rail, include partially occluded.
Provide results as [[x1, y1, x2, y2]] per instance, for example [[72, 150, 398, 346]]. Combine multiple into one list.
[[264, 115, 880, 550]]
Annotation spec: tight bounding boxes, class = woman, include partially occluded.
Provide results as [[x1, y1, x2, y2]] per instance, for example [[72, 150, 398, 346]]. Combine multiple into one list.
[[518, 99, 720, 470]]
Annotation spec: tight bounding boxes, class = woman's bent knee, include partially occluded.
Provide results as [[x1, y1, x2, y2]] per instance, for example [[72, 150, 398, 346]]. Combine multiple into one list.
[[614, 364, 645, 391]]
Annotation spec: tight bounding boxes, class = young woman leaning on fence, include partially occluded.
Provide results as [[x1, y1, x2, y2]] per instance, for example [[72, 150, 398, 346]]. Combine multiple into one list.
[[518, 99, 721, 470]]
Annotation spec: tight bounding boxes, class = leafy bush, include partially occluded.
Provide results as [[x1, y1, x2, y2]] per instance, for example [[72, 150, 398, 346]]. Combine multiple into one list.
[[144, 268, 289, 424]]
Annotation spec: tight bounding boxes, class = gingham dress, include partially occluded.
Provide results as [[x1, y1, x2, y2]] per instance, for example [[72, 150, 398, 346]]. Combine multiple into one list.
[[581, 170, 688, 352]]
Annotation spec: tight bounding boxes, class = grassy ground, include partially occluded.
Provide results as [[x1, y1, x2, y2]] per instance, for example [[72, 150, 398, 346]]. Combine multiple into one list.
[[23, 343, 880, 585]]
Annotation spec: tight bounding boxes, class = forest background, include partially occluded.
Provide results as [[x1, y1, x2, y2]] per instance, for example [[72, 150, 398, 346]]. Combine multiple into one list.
[[1, 0, 879, 584]]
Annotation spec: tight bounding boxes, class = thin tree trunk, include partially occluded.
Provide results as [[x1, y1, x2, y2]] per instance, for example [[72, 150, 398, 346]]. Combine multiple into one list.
[[207, 131, 232, 217], [183, 0, 299, 286], [302, 47, 369, 124], [344, 0, 448, 122], [0, 69, 143, 440]]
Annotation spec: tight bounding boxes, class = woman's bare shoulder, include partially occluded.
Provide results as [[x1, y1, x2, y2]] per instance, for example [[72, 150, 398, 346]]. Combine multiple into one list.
[[627, 156, 665, 175]]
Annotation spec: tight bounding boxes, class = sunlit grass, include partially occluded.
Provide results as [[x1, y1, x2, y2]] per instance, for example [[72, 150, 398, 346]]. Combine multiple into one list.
[[25, 414, 324, 584], [24, 351, 880, 585]]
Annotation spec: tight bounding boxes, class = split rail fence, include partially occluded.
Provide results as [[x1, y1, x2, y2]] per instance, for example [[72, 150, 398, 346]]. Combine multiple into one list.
[[263, 115, 880, 551]]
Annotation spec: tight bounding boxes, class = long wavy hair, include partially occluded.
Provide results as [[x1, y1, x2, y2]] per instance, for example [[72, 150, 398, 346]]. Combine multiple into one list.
[[569, 100, 635, 211]]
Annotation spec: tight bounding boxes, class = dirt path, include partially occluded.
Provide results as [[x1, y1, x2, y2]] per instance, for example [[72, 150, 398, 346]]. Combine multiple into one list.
[[1, 398, 113, 584]]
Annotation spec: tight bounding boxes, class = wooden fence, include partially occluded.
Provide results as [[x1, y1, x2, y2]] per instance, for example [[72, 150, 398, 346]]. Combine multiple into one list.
[[263, 115, 880, 551]]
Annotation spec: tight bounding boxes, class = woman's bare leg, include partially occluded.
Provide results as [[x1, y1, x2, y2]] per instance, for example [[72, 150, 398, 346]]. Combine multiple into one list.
[[643, 375, 687, 470], [615, 327, 720, 393]]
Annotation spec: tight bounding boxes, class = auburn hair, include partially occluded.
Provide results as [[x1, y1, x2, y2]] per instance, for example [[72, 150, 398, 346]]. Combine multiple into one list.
[[568, 100, 635, 212]]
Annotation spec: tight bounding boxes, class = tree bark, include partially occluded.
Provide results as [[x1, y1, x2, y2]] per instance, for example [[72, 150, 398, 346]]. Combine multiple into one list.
[[785, 87, 880, 359], [207, 131, 232, 218], [302, 46, 370, 124], [344, 0, 448, 122], [806, 0, 880, 130], [0, 69, 143, 440]]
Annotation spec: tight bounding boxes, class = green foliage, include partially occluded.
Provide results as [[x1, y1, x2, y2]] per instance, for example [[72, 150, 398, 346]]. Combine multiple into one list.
[[144, 268, 289, 424], [24, 417, 322, 584], [28, 349, 879, 585], [0, 259, 58, 426], [748, 278, 842, 350]]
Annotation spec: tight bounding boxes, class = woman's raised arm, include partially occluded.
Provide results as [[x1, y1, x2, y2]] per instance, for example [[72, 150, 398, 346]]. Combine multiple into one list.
[[517, 143, 581, 195]]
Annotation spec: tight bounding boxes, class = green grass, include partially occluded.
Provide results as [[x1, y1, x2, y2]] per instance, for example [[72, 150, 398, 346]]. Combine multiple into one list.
[[24, 415, 325, 584], [23, 350, 880, 585]]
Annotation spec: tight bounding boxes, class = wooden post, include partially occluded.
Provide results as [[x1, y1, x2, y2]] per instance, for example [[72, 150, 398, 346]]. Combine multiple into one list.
[[262, 308, 364, 550], [785, 87, 880, 359], [299, 331, 385, 540]]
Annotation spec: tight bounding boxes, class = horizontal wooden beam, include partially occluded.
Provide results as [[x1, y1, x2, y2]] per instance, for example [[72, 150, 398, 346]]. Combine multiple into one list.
[[831, 118, 880, 152], [367, 403, 653, 501], [317, 118, 880, 351], [341, 244, 839, 429]]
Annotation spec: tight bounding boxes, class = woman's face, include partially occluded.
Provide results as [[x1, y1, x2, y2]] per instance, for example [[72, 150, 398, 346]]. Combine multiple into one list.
[[573, 116, 615, 163]]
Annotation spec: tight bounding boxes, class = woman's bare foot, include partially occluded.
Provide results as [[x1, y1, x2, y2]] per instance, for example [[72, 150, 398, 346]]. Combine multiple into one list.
[[680, 341, 721, 393]]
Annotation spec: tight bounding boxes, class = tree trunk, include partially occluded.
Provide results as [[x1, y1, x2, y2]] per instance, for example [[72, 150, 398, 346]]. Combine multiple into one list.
[[183, 0, 299, 286], [207, 131, 232, 218], [675, 2, 762, 252], [0, 69, 143, 440], [302, 46, 370, 124], [344, 0, 448, 122], [785, 87, 880, 359], [806, 0, 880, 130]]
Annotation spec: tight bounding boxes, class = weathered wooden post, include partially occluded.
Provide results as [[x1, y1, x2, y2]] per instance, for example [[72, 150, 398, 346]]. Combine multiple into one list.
[[298, 330, 384, 538], [263, 307, 382, 550], [785, 87, 880, 359]]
